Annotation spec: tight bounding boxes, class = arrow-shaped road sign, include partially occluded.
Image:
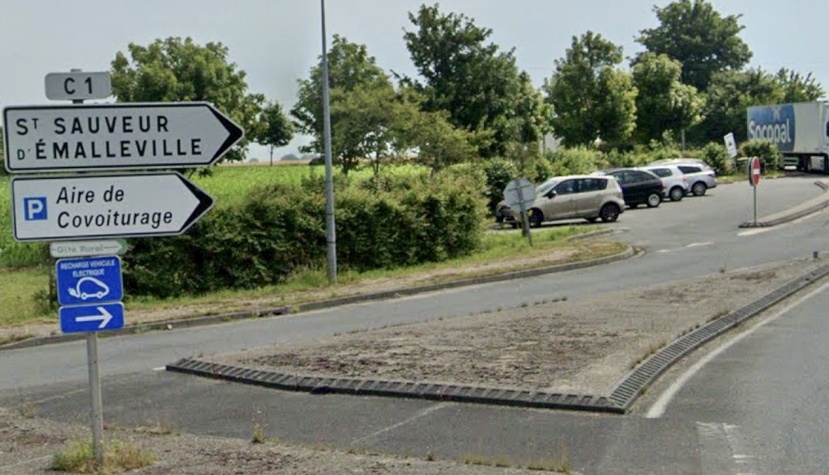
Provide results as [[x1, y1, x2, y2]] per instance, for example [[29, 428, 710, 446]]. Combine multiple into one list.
[[50, 239, 128, 258], [59, 303, 124, 333], [11, 172, 213, 242], [3, 102, 244, 173]]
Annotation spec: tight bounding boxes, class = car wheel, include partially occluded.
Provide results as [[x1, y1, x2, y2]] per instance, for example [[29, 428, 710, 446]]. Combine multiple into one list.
[[669, 186, 684, 202], [528, 209, 544, 228], [599, 203, 620, 223], [646, 192, 662, 208], [692, 182, 707, 196]]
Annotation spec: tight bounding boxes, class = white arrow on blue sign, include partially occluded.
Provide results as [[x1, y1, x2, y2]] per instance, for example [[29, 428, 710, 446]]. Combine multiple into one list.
[[56, 256, 123, 306], [60, 303, 124, 333]]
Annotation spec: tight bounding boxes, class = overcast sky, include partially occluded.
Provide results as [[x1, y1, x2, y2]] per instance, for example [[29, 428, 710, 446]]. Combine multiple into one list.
[[2, 0, 827, 159]]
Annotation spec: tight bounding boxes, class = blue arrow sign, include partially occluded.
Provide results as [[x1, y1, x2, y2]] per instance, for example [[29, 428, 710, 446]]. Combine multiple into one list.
[[60, 303, 124, 334], [56, 256, 122, 306]]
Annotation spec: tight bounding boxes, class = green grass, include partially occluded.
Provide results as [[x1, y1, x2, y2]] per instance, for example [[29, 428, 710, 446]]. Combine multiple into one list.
[[51, 439, 154, 473], [0, 266, 51, 326], [0, 225, 623, 331]]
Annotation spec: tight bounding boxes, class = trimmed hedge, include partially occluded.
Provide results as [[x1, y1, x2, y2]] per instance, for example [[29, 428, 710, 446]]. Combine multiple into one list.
[[122, 165, 487, 298]]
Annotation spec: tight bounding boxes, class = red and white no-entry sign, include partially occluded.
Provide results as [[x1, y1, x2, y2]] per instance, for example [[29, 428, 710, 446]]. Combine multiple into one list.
[[749, 156, 761, 187]]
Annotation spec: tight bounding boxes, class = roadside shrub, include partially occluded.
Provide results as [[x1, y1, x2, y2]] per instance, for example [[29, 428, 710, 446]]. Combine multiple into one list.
[[740, 139, 781, 172], [123, 167, 487, 297], [545, 147, 604, 176], [699, 142, 732, 175], [481, 158, 519, 214]]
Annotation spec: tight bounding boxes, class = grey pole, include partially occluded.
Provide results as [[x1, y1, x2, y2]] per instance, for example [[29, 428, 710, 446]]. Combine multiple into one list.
[[321, 0, 337, 284], [71, 67, 104, 467]]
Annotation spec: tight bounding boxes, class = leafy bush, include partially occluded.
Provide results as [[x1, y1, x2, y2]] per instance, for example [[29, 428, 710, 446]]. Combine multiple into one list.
[[123, 167, 487, 297], [481, 158, 519, 214], [545, 147, 605, 175], [699, 142, 732, 175], [740, 139, 781, 172]]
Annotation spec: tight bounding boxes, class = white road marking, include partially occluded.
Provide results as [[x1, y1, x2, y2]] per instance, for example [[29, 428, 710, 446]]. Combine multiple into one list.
[[646, 280, 829, 419], [738, 211, 820, 236], [349, 403, 448, 445], [153, 366, 166, 371], [686, 241, 713, 248], [696, 422, 758, 475]]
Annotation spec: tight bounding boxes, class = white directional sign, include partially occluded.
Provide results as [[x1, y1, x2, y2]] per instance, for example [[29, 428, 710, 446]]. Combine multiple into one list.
[[11, 172, 213, 241], [45, 72, 112, 101], [3, 102, 244, 173], [50, 239, 128, 258]]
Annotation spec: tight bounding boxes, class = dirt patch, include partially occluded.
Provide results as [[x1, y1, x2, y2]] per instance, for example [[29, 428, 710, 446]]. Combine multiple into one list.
[[207, 257, 820, 396], [0, 408, 559, 474]]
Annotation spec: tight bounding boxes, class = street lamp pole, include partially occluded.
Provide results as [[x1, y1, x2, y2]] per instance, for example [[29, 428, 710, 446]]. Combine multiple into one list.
[[320, 0, 337, 284]]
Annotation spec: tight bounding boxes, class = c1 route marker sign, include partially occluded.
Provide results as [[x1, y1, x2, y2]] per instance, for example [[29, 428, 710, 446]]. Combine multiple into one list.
[[60, 303, 124, 333], [45, 72, 112, 101], [3, 102, 244, 173], [11, 172, 213, 242]]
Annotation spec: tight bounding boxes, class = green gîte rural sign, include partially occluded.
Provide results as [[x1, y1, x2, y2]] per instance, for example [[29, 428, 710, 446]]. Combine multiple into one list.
[[49, 239, 128, 258]]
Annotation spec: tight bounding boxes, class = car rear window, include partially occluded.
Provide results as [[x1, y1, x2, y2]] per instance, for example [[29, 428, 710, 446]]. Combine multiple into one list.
[[648, 168, 672, 178], [678, 166, 702, 174]]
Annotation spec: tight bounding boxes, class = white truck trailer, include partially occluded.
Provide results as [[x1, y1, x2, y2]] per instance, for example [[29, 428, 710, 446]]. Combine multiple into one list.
[[747, 101, 829, 172]]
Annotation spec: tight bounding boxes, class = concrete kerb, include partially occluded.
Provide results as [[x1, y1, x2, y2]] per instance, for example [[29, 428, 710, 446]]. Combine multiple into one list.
[[165, 259, 829, 415], [0, 245, 635, 352], [739, 179, 829, 228]]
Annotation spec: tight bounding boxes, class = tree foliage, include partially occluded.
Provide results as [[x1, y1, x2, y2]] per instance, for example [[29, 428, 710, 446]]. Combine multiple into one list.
[[403, 3, 538, 157], [775, 68, 825, 103], [694, 68, 784, 143], [110, 36, 263, 162], [544, 31, 637, 148], [393, 88, 477, 173], [291, 35, 390, 174], [330, 81, 400, 176], [637, 0, 752, 91], [632, 53, 704, 143], [255, 101, 294, 154]]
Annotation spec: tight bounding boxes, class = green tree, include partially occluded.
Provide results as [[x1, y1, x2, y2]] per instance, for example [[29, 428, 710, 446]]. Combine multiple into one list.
[[110, 36, 264, 162], [543, 31, 637, 148], [775, 68, 825, 103], [330, 81, 400, 176], [632, 53, 704, 144], [255, 101, 294, 165], [291, 35, 390, 174], [403, 3, 531, 157], [393, 88, 476, 173], [637, 0, 752, 91], [694, 68, 784, 143]]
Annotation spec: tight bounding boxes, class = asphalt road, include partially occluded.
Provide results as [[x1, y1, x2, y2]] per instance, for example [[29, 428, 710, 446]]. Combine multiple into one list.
[[2, 175, 829, 473]]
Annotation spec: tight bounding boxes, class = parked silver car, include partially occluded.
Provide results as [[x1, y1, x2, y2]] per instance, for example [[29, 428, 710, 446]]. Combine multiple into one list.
[[647, 159, 717, 196], [496, 175, 625, 227], [641, 165, 689, 201]]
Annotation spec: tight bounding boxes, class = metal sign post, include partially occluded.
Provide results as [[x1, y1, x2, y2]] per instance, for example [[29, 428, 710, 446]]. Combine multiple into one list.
[[504, 178, 536, 246], [4, 68, 234, 468], [748, 156, 762, 226]]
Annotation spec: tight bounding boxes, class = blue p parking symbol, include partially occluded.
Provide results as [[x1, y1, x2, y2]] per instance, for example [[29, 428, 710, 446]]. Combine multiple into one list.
[[23, 197, 47, 221]]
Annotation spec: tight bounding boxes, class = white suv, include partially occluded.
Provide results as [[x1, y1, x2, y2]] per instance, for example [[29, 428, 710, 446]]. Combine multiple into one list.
[[641, 165, 689, 201], [647, 159, 718, 196]]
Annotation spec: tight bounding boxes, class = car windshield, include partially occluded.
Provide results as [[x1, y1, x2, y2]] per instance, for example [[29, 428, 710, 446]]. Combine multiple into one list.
[[536, 179, 559, 196]]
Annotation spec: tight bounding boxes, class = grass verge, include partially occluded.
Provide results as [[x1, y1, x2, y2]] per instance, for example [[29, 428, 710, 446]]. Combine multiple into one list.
[[0, 226, 626, 332]]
